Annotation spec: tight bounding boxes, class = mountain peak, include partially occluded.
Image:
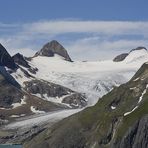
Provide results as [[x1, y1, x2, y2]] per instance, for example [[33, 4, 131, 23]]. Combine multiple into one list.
[[34, 40, 72, 62]]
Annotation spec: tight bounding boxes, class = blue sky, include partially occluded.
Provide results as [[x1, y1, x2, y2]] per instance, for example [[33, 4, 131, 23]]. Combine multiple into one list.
[[0, 0, 148, 60], [1, 0, 148, 22]]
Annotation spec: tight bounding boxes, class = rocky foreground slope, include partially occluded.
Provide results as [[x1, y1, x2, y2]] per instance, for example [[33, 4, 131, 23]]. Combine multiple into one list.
[[24, 62, 148, 148]]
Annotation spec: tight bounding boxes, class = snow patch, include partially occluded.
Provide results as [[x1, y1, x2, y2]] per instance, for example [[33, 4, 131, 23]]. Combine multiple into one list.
[[12, 102, 22, 109], [133, 77, 139, 81], [12, 96, 27, 109], [30, 106, 45, 114], [138, 84, 148, 103], [10, 114, 25, 118], [130, 87, 137, 90], [111, 106, 116, 110], [124, 106, 138, 116]]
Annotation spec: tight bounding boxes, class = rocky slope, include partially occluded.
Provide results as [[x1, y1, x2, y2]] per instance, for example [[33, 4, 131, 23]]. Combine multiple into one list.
[[23, 79, 87, 108], [24, 62, 148, 148], [0, 71, 68, 125]]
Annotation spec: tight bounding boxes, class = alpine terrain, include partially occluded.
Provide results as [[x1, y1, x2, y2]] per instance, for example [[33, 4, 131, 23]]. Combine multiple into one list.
[[0, 40, 148, 148]]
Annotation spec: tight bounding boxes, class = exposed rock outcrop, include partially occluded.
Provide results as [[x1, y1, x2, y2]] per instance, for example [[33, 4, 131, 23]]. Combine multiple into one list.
[[0, 73, 23, 108], [113, 53, 128, 62], [12, 53, 30, 68], [35, 40, 72, 62]]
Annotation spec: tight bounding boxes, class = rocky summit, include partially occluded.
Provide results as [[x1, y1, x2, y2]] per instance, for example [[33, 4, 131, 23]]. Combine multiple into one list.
[[35, 40, 72, 61]]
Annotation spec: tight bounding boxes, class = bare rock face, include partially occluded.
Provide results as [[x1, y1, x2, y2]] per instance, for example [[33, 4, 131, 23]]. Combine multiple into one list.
[[0, 44, 17, 69], [35, 40, 72, 62], [12, 53, 31, 68], [0, 73, 23, 108], [113, 115, 148, 148], [113, 53, 128, 62]]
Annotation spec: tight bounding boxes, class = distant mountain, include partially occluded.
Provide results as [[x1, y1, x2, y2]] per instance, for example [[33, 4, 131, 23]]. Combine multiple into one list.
[[113, 47, 148, 62], [34, 40, 72, 62], [24, 62, 148, 148]]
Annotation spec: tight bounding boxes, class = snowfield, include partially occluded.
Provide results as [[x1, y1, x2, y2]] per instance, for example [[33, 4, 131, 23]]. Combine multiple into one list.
[[27, 49, 148, 106]]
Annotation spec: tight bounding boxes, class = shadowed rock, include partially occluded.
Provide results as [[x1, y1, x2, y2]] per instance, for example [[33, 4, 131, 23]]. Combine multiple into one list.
[[113, 53, 128, 62], [12, 53, 31, 68], [0, 44, 17, 69]]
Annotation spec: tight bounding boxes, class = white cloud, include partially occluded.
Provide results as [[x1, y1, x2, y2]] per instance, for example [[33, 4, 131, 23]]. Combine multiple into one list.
[[24, 20, 148, 35], [0, 20, 148, 60]]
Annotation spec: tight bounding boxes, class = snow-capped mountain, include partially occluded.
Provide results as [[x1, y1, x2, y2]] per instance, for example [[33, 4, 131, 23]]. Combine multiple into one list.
[[113, 46, 148, 62], [0, 41, 148, 146], [1, 40, 148, 126], [6, 42, 148, 107], [12, 44, 148, 106]]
